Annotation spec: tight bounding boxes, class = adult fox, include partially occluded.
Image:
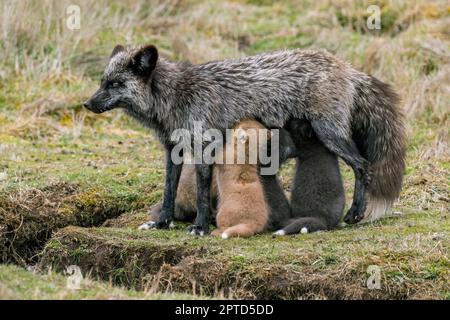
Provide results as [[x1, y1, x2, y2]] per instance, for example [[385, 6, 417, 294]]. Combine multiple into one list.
[[84, 45, 406, 235]]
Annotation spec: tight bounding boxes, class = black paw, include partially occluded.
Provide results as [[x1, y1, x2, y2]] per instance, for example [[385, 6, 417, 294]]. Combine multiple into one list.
[[344, 206, 365, 224], [186, 224, 208, 236]]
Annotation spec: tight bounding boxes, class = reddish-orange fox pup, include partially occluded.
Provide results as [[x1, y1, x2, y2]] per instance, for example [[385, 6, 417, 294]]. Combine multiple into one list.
[[212, 120, 271, 239]]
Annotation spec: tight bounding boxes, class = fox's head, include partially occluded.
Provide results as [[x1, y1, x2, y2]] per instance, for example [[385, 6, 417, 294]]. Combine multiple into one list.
[[83, 44, 158, 114]]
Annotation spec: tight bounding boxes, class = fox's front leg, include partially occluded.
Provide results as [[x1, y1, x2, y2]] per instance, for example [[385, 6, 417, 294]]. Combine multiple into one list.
[[187, 163, 212, 236], [141, 148, 182, 230]]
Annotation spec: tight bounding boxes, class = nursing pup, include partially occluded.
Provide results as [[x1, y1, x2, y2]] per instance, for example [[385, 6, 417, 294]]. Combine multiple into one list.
[[274, 119, 345, 235], [212, 120, 273, 238], [260, 127, 295, 231]]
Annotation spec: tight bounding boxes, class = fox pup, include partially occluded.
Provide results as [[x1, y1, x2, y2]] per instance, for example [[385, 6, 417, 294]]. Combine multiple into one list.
[[274, 119, 345, 235], [212, 120, 273, 239]]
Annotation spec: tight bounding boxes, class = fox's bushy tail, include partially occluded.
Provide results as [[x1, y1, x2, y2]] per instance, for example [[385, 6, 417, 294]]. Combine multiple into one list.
[[351, 74, 406, 222]]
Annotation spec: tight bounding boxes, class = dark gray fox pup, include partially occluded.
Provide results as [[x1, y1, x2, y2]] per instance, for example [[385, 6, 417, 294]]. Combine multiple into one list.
[[274, 119, 345, 235], [84, 44, 406, 235]]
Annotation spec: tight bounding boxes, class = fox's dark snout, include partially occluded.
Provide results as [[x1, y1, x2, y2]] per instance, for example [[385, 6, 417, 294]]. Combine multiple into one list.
[[83, 89, 113, 114], [83, 98, 103, 114], [83, 99, 93, 110]]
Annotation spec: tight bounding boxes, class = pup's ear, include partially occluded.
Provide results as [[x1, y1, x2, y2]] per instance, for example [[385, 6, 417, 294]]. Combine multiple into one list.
[[129, 45, 158, 80], [110, 44, 125, 59], [237, 129, 248, 144]]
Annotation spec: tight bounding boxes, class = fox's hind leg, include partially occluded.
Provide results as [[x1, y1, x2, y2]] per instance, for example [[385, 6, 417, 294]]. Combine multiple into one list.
[[310, 120, 369, 224]]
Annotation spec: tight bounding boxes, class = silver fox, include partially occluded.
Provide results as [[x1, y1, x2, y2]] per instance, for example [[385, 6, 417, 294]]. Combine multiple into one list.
[[84, 44, 406, 235]]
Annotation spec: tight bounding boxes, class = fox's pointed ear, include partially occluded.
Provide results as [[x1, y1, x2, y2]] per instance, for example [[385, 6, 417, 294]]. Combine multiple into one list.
[[129, 45, 158, 80], [110, 45, 125, 59]]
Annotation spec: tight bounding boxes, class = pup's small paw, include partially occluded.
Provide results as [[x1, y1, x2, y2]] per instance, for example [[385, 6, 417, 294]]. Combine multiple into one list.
[[221, 232, 229, 240], [138, 221, 156, 230], [272, 230, 286, 236], [300, 227, 308, 234], [138, 220, 172, 230]]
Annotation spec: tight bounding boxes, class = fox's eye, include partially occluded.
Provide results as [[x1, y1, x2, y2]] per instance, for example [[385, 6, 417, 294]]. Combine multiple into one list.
[[106, 81, 122, 89]]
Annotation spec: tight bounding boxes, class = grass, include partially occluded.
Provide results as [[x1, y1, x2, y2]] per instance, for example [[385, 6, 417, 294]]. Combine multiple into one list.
[[38, 208, 449, 299], [0, 264, 204, 299], [0, 0, 449, 299]]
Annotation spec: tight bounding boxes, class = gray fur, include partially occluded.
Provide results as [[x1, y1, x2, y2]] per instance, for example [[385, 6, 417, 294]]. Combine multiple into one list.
[[280, 119, 345, 234]]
